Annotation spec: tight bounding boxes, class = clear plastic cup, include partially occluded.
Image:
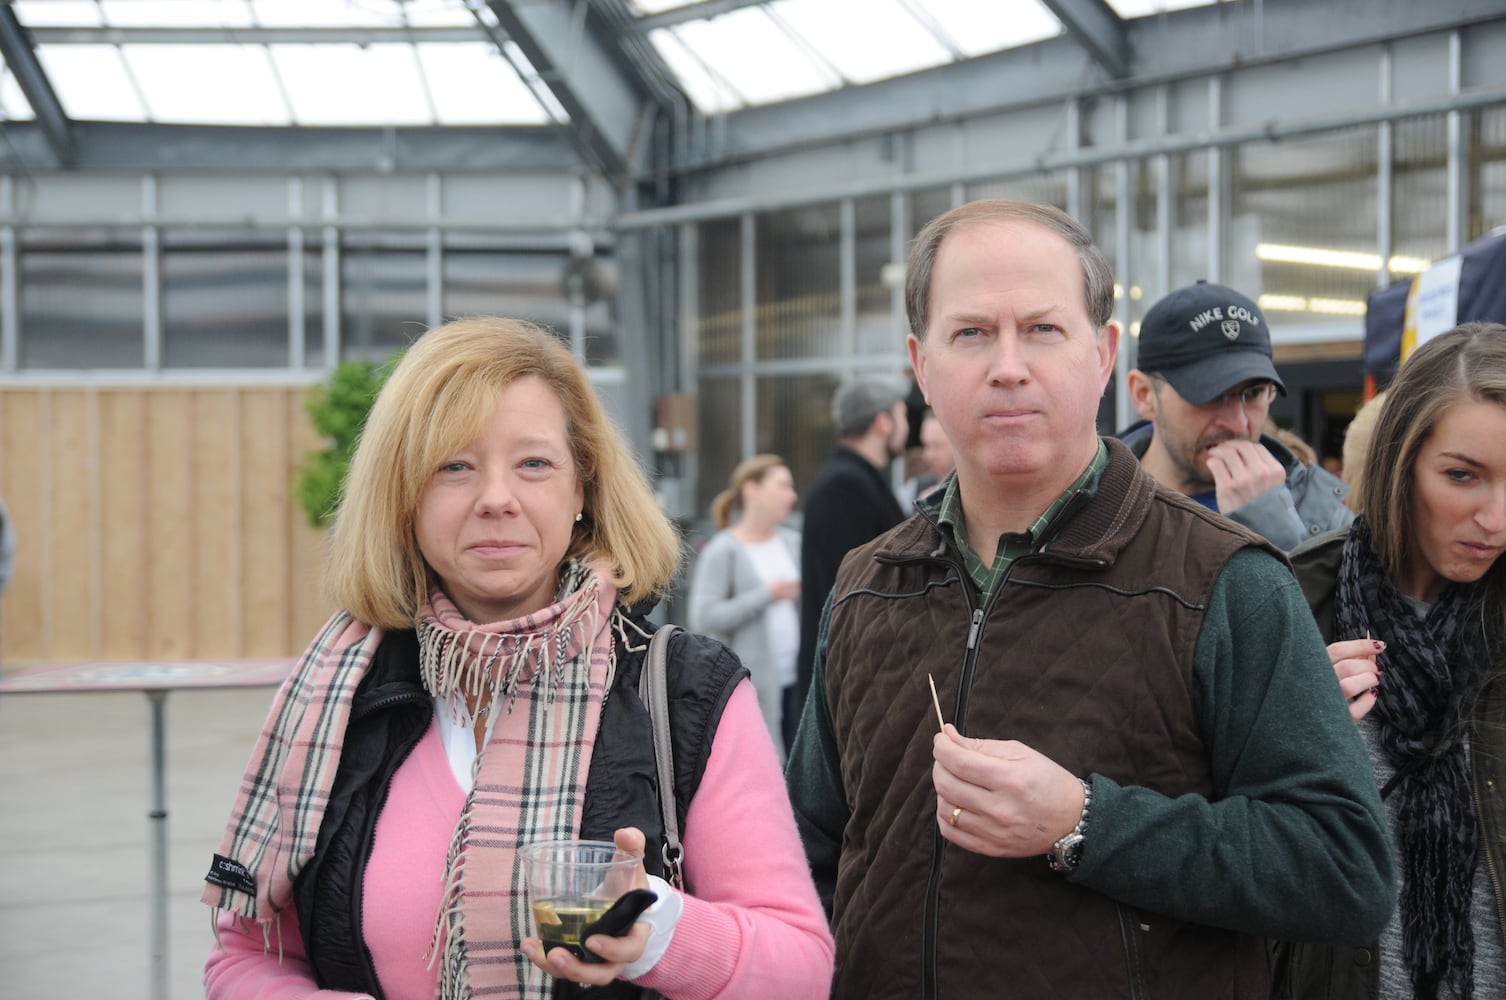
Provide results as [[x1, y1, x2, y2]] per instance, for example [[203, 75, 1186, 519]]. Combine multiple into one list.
[[518, 839, 643, 959]]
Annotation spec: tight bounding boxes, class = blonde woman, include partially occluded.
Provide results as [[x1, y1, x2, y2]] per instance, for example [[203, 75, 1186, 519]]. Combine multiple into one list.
[[1341, 389, 1388, 509], [687, 455, 802, 757], [202, 319, 832, 1000]]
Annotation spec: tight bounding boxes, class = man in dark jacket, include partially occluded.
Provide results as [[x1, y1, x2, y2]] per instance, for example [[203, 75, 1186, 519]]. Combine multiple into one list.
[[1120, 280, 1352, 550], [791, 375, 908, 748], [786, 199, 1394, 999]]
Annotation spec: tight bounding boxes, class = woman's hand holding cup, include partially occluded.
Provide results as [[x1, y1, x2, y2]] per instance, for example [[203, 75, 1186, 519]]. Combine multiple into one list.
[[520, 828, 653, 987]]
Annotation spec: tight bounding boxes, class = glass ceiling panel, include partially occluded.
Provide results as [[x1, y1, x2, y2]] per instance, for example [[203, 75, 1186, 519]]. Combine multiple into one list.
[[630, 0, 698, 12], [771, 0, 950, 86], [401, 4, 480, 28], [4, 0, 1227, 128], [11, 2, 105, 28], [417, 43, 551, 125], [123, 44, 288, 125], [1, 69, 35, 121], [632, 0, 1069, 112], [921, 0, 1061, 57], [1107, 0, 1219, 18], [36, 45, 146, 121], [9, 0, 549, 127], [101, 1, 253, 28], [250, 0, 473, 28], [270, 43, 434, 126], [671, 8, 838, 107], [646, 27, 740, 115]]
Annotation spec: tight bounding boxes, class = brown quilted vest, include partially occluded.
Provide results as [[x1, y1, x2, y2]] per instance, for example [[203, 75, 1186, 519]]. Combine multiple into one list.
[[823, 439, 1276, 1000]]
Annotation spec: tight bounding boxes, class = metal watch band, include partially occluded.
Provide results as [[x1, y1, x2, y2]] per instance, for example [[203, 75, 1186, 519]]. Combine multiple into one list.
[[1047, 777, 1093, 873]]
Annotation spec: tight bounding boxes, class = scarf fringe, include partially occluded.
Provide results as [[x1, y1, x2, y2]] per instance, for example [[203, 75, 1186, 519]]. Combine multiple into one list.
[[417, 577, 604, 716], [428, 803, 473, 991], [416, 563, 616, 1000], [614, 611, 652, 654]]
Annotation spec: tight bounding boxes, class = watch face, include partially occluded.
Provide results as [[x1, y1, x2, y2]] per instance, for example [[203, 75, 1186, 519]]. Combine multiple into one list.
[[1049, 833, 1084, 872]]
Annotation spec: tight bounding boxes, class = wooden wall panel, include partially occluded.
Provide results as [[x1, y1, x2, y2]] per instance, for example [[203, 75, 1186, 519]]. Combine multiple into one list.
[[191, 392, 241, 658], [47, 391, 95, 660], [98, 391, 149, 659], [287, 391, 333, 651], [0, 391, 47, 662], [0, 384, 334, 667], [241, 390, 289, 657], [145, 391, 195, 662]]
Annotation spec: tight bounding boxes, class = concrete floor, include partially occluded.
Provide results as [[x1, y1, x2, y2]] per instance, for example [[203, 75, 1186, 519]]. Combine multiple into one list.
[[0, 684, 272, 1000]]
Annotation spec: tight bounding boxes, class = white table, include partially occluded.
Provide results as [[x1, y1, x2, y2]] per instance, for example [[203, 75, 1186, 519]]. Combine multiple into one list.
[[0, 658, 293, 1000]]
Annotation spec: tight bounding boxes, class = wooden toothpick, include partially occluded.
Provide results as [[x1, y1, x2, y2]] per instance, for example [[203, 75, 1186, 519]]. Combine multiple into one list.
[[927, 673, 946, 732]]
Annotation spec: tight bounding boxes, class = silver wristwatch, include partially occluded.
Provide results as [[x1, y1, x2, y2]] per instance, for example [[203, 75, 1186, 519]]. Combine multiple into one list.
[[1048, 777, 1093, 873]]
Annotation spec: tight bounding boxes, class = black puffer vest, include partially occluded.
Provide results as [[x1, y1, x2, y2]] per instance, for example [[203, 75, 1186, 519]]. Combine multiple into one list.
[[293, 615, 747, 1000]]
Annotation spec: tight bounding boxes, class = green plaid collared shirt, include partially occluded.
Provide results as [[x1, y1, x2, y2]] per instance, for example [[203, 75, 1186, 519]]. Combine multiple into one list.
[[935, 439, 1108, 604]]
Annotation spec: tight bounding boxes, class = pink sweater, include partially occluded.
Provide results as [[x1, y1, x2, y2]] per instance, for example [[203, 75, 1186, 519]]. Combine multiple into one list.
[[204, 679, 833, 999]]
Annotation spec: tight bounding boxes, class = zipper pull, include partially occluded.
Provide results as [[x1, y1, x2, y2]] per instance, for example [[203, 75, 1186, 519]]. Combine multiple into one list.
[[966, 609, 984, 651]]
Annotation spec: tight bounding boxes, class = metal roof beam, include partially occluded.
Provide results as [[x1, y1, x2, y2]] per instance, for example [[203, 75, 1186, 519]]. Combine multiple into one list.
[[27, 26, 485, 45], [485, 1, 650, 186], [1040, 0, 1129, 79], [0, 6, 75, 167], [0, 121, 578, 174], [633, 0, 769, 33]]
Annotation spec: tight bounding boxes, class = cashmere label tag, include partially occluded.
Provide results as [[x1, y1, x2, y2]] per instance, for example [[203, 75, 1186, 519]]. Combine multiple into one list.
[[206, 854, 257, 895]]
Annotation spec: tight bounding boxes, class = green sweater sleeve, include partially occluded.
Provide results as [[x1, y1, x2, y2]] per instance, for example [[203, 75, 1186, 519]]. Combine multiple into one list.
[[785, 592, 843, 918], [1072, 547, 1396, 944]]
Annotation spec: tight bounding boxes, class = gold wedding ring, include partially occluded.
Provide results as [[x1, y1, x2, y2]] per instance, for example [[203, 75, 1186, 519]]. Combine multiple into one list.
[[950, 805, 962, 826]]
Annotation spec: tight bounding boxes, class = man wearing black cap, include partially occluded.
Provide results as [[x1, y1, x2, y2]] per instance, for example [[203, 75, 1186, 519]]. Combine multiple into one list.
[[1122, 280, 1353, 550]]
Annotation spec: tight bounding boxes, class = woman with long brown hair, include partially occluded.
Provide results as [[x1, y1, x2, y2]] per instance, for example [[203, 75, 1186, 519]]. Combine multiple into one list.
[[1280, 322, 1506, 999]]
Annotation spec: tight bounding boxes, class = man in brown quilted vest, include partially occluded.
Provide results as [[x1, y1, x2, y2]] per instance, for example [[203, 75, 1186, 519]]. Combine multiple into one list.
[[785, 199, 1395, 1000]]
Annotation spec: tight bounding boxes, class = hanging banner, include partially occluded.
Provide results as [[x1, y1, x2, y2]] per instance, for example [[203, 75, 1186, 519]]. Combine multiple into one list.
[[1401, 253, 1463, 362], [1370, 230, 1506, 378]]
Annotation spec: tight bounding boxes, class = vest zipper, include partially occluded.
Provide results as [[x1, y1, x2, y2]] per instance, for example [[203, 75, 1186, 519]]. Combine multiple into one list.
[[353, 688, 429, 721], [909, 496, 1104, 997], [1115, 906, 1143, 1000], [922, 543, 1004, 1000]]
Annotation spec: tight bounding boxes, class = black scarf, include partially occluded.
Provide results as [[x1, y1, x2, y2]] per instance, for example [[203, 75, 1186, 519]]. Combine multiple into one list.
[[1335, 515, 1497, 1000]]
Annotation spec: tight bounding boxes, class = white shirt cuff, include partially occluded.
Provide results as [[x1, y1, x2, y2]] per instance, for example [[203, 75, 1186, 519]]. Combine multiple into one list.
[[621, 874, 684, 980]]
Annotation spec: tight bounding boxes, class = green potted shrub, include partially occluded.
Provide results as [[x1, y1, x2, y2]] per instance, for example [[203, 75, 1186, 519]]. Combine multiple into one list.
[[293, 353, 401, 528]]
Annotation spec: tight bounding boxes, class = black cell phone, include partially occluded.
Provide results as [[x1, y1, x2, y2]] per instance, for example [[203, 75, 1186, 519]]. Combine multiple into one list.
[[577, 888, 658, 963]]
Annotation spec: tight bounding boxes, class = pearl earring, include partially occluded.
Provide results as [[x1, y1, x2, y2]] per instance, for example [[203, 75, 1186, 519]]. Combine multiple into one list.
[[575, 512, 584, 522]]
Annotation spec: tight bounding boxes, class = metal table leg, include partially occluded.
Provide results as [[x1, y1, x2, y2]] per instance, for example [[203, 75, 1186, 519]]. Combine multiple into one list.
[[147, 690, 170, 1000]]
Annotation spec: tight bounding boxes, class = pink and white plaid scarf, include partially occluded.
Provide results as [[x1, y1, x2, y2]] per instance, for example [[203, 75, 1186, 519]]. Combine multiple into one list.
[[204, 562, 617, 1000]]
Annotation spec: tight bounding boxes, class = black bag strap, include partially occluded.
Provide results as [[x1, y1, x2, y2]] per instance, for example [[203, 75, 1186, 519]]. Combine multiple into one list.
[[637, 625, 685, 890]]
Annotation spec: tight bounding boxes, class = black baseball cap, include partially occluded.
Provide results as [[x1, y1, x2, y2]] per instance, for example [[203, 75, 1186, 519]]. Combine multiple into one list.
[[1136, 281, 1286, 405]]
